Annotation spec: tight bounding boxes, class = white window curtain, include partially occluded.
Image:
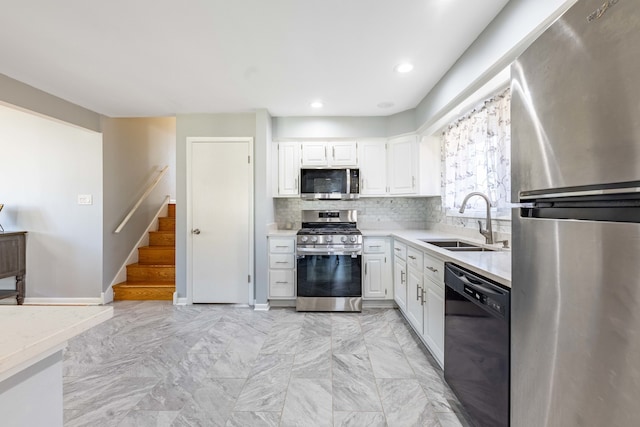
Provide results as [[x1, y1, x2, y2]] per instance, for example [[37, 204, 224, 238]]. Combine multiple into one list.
[[442, 88, 511, 214]]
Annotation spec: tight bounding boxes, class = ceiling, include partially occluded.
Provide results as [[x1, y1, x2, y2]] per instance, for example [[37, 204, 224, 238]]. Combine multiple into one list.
[[0, 0, 510, 118]]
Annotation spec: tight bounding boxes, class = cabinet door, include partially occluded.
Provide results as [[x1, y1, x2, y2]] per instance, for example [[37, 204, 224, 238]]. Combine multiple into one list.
[[301, 142, 328, 166], [358, 140, 387, 195], [363, 254, 387, 299], [277, 142, 300, 196], [424, 279, 444, 366], [329, 141, 358, 166], [406, 267, 424, 334], [269, 270, 295, 298], [388, 135, 417, 195], [393, 257, 407, 311]]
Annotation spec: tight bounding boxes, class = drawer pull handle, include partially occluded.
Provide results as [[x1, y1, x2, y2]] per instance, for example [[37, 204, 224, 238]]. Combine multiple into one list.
[[275, 261, 289, 264], [275, 281, 289, 284], [368, 245, 381, 248], [275, 245, 290, 248], [394, 247, 401, 251], [401, 271, 405, 284], [426, 266, 438, 273], [408, 255, 416, 260]]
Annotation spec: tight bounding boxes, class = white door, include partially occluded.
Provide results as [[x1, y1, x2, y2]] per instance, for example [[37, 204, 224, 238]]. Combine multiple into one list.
[[189, 138, 253, 304]]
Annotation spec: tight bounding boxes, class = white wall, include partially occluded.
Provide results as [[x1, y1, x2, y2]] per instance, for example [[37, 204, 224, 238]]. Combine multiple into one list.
[[101, 117, 176, 291], [416, 0, 577, 132], [0, 103, 103, 299]]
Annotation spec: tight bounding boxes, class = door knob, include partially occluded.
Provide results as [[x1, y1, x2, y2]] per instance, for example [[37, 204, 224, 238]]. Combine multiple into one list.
[[192, 229, 201, 235]]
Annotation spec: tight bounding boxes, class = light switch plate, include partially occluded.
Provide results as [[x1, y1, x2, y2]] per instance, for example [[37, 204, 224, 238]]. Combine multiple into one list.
[[77, 194, 93, 205]]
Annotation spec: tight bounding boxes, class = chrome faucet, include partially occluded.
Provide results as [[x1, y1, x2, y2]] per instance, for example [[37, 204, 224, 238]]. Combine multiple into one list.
[[459, 192, 494, 244]]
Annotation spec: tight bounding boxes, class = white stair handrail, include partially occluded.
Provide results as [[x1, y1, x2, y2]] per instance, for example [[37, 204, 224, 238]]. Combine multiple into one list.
[[115, 166, 169, 234]]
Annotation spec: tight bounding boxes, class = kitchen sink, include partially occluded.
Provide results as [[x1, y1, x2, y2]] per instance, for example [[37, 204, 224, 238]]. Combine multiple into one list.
[[419, 239, 496, 252]]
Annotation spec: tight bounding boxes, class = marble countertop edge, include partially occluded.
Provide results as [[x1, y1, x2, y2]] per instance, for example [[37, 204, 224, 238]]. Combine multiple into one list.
[[0, 306, 113, 380]]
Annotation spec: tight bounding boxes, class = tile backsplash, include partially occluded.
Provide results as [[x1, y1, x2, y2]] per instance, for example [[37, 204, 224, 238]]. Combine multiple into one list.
[[274, 196, 511, 241], [274, 197, 440, 230]]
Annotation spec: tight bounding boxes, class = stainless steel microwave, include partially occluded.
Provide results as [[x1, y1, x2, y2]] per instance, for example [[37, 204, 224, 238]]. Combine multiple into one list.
[[300, 168, 359, 200]]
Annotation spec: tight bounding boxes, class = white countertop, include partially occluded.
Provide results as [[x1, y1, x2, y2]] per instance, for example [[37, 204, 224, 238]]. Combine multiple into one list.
[[364, 229, 511, 288], [268, 228, 511, 287], [267, 230, 298, 237], [0, 305, 113, 381]]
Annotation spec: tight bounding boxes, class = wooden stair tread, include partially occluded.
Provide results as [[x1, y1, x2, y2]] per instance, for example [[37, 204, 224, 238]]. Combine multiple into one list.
[[128, 263, 175, 268], [114, 281, 175, 288], [117, 205, 176, 301]]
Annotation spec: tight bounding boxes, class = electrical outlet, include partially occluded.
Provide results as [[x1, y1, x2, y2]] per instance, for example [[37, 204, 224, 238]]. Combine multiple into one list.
[[77, 194, 93, 205]]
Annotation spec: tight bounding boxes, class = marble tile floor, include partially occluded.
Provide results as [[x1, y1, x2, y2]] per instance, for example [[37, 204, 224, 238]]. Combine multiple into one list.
[[63, 301, 471, 427]]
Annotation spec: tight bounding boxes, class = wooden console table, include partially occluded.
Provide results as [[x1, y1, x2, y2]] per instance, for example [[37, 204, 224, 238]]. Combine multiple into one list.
[[0, 231, 26, 305]]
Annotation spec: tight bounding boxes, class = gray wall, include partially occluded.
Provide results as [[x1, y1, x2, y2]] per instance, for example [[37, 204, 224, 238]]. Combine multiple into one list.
[[175, 113, 257, 299], [102, 117, 177, 290], [0, 74, 102, 132], [254, 110, 274, 305], [272, 110, 417, 140], [0, 103, 103, 299]]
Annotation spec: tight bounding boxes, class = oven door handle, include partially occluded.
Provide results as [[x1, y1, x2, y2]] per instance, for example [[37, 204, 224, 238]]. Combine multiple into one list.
[[296, 247, 362, 256]]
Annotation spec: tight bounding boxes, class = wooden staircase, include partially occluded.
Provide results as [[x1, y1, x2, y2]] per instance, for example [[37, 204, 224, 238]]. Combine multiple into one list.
[[113, 204, 175, 301]]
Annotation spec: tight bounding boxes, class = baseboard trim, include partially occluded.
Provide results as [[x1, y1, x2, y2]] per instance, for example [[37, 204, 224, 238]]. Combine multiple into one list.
[[362, 299, 397, 309], [174, 295, 189, 305], [269, 299, 296, 308], [253, 303, 270, 311], [24, 298, 103, 306], [101, 288, 114, 305]]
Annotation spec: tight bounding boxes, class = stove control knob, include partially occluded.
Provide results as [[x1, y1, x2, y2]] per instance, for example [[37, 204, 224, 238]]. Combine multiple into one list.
[[326, 236, 333, 242], [350, 236, 357, 243], [300, 236, 308, 242], [341, 236, 347, 243], [311, 236, 319, 243]]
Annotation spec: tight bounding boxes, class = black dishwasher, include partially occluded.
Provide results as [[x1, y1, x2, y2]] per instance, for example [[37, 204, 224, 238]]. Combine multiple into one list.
[[444, 263, 510, 427]]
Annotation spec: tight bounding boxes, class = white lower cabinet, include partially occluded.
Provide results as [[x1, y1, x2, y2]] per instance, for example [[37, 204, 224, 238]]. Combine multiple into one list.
[[393, 241, 407, 311], [363, 237, 392, 300], [406, 246, 424, 334], [392, 238, 446, 367], [268, 236, 296, 299], [423, 279, 445, 364]]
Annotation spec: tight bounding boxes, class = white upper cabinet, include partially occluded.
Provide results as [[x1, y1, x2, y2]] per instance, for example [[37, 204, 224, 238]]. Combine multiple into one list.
[[358, 139, 387, 196], [387, 135, 417, 194], [275, 142, 300, 197], [387, 134, 441, 196], [301, 141, 358, 167]]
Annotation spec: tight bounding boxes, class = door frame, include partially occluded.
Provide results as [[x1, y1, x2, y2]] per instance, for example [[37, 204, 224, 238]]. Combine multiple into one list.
[[186, 136, 254, 305]]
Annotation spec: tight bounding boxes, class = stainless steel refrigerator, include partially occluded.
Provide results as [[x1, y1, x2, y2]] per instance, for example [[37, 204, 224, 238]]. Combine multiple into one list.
[[511, 0, 640, 426]]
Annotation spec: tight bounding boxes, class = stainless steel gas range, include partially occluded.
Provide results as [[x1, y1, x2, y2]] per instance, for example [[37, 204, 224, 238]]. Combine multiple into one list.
[[295, 210, 362, 312]]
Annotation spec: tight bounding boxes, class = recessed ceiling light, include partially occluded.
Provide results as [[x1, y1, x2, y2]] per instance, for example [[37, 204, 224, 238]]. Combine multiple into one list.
[[310, 101, 323, 108], [377, 102, 395, 109], [394, 63, 414, 73]]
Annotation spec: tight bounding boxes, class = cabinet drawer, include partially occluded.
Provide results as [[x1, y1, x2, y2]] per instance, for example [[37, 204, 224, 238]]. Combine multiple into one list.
[[424, 252, 445, 285], [269, 270, 295, 298], [269, 254, 295, 269], [393, 241, 407, 260], [269, 238, 295, 253], [364, 238, 387, 253], [407, 247, 423, 271]]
